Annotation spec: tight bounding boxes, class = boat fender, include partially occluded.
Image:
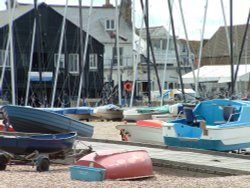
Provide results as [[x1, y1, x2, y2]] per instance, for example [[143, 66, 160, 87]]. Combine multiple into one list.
[[124, 82, 133, 92]]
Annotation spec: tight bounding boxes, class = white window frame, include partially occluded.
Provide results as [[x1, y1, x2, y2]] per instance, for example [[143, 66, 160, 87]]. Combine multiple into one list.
[[0, 49, 10, 67], [68, 53, 79, 75], [89, 53, 98, 70], [54, 53, 65, 69], [105, 19, 115, 31]]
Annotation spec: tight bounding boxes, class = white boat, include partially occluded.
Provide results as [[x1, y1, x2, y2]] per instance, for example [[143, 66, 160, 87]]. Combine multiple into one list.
[[122, 108, 153, 122], [116, 120, 164, 145], [162, 99, 250, 151], [91, 104, 123, 120]]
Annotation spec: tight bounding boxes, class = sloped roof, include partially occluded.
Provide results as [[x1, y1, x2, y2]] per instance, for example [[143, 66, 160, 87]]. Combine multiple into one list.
[[202, 24, 250, 58], [52, 5, 133, 44], [137, 26, 172, 39], [0, 4, 34, 28]]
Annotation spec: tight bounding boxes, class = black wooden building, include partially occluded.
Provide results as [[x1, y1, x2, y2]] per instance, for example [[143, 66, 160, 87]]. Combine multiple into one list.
[[0, 3, 104, 106]]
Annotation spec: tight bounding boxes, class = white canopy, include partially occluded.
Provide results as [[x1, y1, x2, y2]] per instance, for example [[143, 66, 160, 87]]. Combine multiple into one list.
[[182, 65, 250, 84]]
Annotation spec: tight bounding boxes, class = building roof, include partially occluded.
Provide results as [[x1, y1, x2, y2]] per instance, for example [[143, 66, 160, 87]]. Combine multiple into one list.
[[182, 65, 250, 84], [202, 24, 250, 58], [52, 4, 133, 44], [137, 26, 172, 39], [0, 4, 33, 28]]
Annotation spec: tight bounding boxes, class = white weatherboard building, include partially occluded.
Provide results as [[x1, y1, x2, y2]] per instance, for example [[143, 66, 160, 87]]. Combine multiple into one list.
[[53, 1, 194, 100]]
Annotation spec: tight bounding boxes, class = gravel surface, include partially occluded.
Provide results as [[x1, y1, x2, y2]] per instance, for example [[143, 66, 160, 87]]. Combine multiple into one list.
[[1, 121, 250, 188]]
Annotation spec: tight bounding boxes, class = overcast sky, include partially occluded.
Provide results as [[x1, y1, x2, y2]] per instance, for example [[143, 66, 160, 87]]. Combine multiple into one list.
[[0, 0, 249, 40]]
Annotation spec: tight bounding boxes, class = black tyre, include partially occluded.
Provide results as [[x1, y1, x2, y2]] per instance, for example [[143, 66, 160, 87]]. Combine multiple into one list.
[[36, 156, 50, 172], [0, 154, 9, 171]]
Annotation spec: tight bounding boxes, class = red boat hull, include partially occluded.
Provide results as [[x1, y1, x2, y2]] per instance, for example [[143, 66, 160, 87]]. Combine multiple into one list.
[[136, 120, 163, 128], [76, 149, 153, 180]]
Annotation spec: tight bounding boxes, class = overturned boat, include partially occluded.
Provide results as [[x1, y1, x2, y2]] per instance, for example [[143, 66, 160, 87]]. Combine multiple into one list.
[[76, 149, 153, 180], [1, 105, 93, 137]]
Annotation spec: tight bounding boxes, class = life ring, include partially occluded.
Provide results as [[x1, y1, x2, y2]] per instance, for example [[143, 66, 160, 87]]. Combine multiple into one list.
[[124, 82, 132, 92]]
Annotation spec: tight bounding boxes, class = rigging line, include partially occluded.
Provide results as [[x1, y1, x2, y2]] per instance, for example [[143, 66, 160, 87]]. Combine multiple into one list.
[[233, 9, 250, 90], [77, 0, 93, 107], [51, 0, 69, 107]]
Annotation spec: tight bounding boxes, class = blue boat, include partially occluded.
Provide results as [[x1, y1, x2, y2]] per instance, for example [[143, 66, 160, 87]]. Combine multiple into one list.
[[39, 106, 94, 120], [0, 132, 77, 155], [162, 99, 250, 151], [1, 105, 93, 137]]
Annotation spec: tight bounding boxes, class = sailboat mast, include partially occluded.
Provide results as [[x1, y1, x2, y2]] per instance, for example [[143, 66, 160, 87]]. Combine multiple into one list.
[[51, 0, 68, 107], [7, 0, 16, 105], [167, 0, 186, 102], [229, 0, 234, 96], [233, 10, 250, 90], [115, 0, 122, 106], [178, 0, 197, 87], [25, 18, 36, 106], [195, 0, 208, 97], [77, 0, 93, 107], [144, 0, 151, 106]]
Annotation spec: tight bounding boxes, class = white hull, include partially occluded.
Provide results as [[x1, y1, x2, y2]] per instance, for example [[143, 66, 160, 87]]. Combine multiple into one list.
[[163, 122, 250, 146], [116, 124, 163, 145], [152, 113, 183, 122], [123, 108, 153, 121]]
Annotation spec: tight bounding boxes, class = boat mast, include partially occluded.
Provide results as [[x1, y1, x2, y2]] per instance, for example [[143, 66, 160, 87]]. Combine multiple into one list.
[[130, 0, 144, 107], [115, 0, 122, 106], [0, 31, 10, 95], [25, 2, 36, 106], [160, 0, 172, 106], [76, 0, 93, 107], [220, 0, 230, 55], [229, 0, 234, 96], [195, 0, 208, 97], [233, 10, 250, 90], [178, 0, 197, 89], [7, 0, 16, 105], [167, 0, 186, 102], [51, 0, 68, 107]]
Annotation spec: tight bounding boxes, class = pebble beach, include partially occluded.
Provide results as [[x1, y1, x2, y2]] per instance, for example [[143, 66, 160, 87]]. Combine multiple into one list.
[[1, 121, 250, 188]]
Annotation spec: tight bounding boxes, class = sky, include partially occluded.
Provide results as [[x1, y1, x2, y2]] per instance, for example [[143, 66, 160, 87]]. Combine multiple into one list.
[[0, 0, 249, 40]]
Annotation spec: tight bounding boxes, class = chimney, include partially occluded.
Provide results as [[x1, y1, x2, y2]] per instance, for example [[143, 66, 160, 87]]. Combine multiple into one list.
[[103, 0, 114, 8]]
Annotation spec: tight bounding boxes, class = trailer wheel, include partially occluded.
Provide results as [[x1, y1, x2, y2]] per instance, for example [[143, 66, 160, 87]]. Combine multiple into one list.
[[0, 154, 9, 171], [36, 156, 50, 172]]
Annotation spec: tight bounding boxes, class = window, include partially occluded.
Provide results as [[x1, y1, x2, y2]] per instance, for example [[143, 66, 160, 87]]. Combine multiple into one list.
[[89, 53, 98, 70], [0, 50, 10, 67], [105, 19, 115, 31], [68, 53, 79, 75], [54, 54, 65, 69]]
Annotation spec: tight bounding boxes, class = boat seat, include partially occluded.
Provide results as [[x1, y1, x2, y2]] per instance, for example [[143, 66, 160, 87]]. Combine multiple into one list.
[[214, 106, 236, 124], [183, 107, 200, 126]]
